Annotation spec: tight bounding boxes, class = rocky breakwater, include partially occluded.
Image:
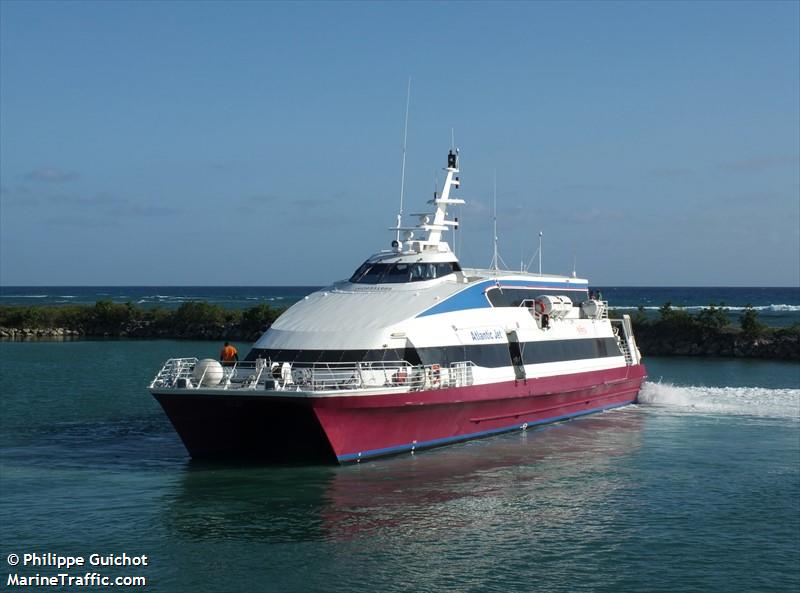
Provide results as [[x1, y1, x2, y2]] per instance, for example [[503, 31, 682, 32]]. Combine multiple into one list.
[[634, 324, 799, 361], [628, 303, 800, 362], [0, 301, 283, 343], [0, 327, 82, 339], [0, 322, 267, 342]]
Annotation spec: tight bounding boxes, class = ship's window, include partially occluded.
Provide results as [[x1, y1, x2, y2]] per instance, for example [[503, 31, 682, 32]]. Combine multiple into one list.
[[246, 338, 621, 368], [349, 260, 461, 284], [435, 262, 460, 277], [348, 263, 371, 283], [485, 287, 589, 307], [358, 263, 391, 284], [382, 263, 412, 283]]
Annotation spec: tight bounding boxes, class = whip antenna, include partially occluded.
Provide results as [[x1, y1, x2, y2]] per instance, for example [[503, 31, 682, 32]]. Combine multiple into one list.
[[396, 77, 411, 242], [489, 169, 506, 273]]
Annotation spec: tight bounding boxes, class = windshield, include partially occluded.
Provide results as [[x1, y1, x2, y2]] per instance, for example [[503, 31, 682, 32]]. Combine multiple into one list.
[[349, 261, 461, 284]]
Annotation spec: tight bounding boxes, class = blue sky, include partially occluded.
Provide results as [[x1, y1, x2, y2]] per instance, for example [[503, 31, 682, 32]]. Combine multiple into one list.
[[1, 0, 798, 286]]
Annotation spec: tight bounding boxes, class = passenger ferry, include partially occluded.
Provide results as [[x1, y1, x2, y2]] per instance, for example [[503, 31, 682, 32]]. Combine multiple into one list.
[[149, 149, 646, 463]]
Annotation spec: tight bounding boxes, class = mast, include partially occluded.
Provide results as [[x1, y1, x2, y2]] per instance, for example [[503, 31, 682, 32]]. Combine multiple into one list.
[[390, 148, 464, 254]]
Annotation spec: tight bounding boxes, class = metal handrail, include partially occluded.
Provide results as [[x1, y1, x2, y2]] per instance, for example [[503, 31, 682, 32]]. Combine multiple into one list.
[[150, 358, 475, 393]]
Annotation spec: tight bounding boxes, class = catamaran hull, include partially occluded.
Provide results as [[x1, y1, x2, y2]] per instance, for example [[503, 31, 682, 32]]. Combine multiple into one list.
[[152, 364, 646, 464]]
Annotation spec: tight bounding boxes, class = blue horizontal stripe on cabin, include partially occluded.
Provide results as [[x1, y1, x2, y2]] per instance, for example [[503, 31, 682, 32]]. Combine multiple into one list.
[[416, 278, 588, 318]]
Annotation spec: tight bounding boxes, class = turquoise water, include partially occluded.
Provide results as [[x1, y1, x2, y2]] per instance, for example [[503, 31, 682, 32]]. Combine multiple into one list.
[[1, 340, 798, 592]]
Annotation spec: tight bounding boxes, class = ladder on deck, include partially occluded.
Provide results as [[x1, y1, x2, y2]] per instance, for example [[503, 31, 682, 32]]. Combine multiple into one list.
[[619, 339, 634, 366], [612, 316, 637, 366]]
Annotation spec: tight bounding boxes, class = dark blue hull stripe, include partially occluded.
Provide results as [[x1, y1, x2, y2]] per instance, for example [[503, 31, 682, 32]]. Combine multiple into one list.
[[337, 399, 634, 463]]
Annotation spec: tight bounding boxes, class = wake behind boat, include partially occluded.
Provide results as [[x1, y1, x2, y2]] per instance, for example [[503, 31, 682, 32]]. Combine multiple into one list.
[[149, 149, 646, 463]]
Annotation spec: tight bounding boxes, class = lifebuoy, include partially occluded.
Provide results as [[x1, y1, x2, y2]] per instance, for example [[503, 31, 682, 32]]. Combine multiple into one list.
[[430, 364, 441, 386], [394, 369, 408, 385]]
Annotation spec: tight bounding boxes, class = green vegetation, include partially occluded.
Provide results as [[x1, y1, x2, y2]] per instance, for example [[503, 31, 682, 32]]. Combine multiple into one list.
[[657, 301, 694, 328], [0, 300, 285, 339], [632, 305, 649, 326], [696, 302, 730, 331], [739, 304, 766, 337], [624, 302, 799, 361], [652, 301, 731, 332], [629, 301, 777, 334]]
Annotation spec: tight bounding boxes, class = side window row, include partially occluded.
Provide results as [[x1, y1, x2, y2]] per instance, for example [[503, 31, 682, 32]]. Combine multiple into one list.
[[485, 287, 589, 307]]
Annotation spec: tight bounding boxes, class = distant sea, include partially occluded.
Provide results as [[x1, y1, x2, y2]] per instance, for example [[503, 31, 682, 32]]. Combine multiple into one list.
[[2, 285, 799, 326]]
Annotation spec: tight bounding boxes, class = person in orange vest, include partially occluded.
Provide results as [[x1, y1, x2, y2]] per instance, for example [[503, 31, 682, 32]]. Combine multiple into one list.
[[220, 341, 239, 364]]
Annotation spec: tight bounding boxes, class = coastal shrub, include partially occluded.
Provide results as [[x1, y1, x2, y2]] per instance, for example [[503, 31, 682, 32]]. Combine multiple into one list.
[[171, 301, 232, 330], [0, 305, 87, 329], [657, 302, 694, 327], [239, 304, 282, 334], [53, 305, 91, 329], [696, 302, 730, 331], [740, 305, 765, 337], [145, 306, 172, 325], [0, 306, 42, 327], [632, 306, 649, 326], [85, 300, 135, 332]]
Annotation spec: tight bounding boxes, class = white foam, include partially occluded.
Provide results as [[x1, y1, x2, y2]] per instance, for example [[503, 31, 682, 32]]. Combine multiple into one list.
[[764, 304, 800, 312], [616, 304, 800, 312], [639, 381, 800, 419]]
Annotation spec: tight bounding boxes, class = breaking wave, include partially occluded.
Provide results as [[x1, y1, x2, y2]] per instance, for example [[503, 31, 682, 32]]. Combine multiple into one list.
[[616, 304, 800, 312], [639, 381, 800, 419]]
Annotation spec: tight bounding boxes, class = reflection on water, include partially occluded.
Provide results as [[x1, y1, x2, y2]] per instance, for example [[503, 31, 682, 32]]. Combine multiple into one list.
[[165, 410, 645, 544]]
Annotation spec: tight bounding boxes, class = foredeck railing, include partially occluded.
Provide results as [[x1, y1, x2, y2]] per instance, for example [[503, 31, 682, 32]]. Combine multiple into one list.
[[150, 358, 475, 393]]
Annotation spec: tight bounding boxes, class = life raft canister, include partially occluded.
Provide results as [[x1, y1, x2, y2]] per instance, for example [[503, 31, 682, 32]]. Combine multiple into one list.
[[271, 363, 282, 380]]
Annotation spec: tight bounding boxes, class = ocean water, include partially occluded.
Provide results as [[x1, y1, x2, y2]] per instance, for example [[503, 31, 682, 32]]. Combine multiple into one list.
[[0, 339, 798, 593], [1, 285, 799, 326]]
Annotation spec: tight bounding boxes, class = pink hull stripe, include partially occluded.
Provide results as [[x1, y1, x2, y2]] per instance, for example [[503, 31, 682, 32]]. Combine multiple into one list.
[[336, 398, 634, 462], [314, 364, 647, 463]]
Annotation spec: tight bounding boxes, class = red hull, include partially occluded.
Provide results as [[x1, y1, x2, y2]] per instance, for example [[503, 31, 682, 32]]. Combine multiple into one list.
[[313, 364, 646, 462]]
